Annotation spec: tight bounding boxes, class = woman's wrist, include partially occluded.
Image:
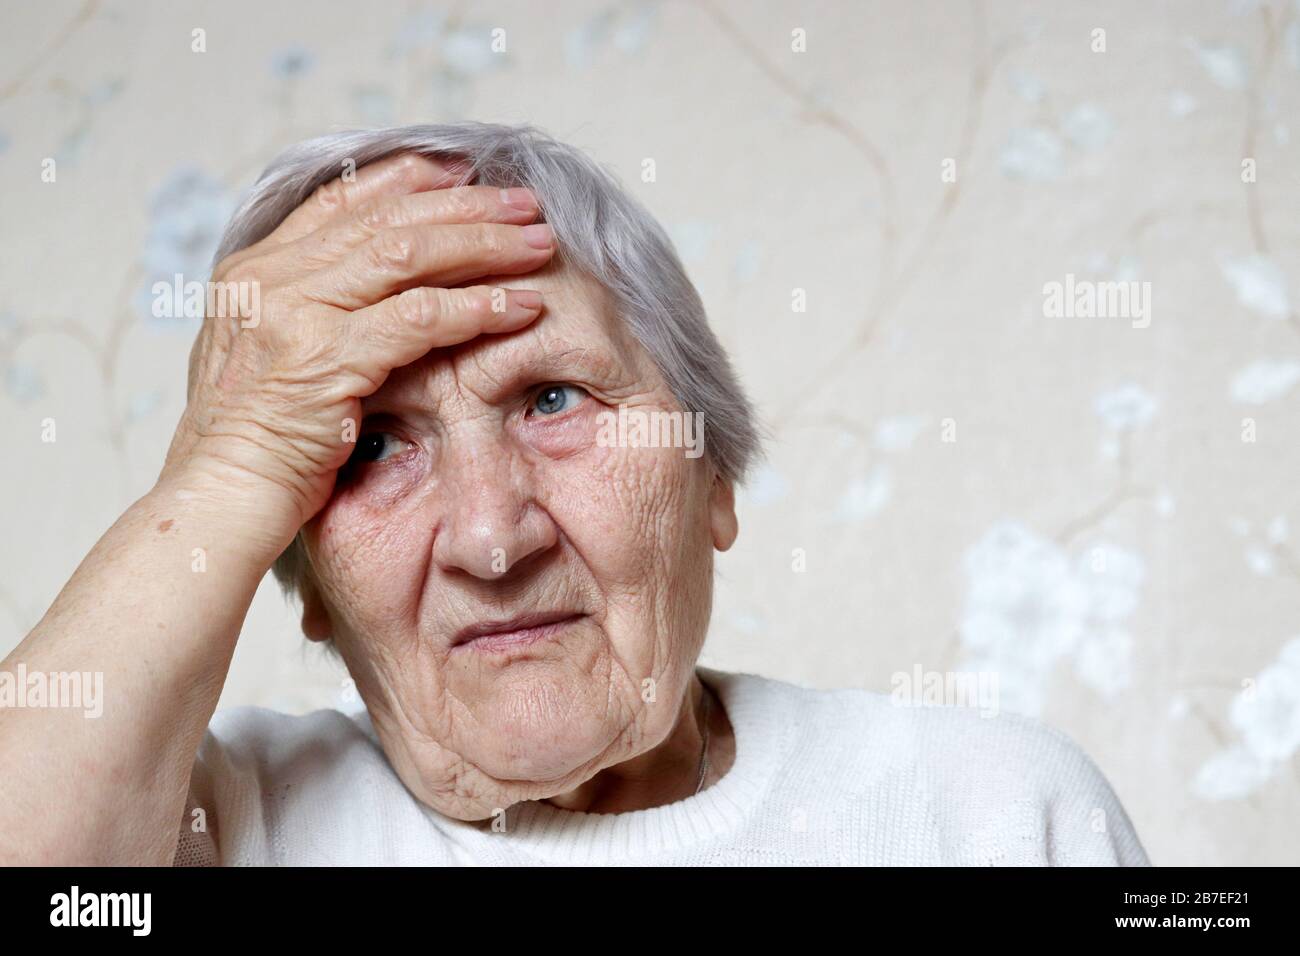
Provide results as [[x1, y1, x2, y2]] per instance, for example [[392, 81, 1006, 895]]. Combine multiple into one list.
[[149, 454, 305, 572]]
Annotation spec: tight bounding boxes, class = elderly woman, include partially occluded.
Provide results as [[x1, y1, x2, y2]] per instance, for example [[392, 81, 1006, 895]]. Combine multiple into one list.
[[1, 123, 1146, 866]]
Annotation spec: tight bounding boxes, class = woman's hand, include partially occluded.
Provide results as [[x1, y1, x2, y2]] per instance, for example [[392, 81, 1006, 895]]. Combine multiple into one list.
[[164, 152, 555, 555]]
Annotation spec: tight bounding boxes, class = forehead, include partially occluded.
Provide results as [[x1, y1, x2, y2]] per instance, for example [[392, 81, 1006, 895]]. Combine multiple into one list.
[[370, 262, 653, 407]]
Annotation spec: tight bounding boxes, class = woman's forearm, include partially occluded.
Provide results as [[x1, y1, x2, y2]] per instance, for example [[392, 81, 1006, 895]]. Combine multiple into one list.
[[0, 465, 289, 865]]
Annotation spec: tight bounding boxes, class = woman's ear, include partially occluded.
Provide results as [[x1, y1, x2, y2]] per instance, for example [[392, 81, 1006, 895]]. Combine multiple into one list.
[[300, 577, 333, 643], [709, 475, 739, 552]]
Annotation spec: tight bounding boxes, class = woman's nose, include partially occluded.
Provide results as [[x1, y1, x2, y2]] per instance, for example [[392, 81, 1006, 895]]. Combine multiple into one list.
[[429, 444, 559, 579]]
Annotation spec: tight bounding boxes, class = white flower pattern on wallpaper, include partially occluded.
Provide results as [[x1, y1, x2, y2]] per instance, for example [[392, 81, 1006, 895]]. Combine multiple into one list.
[[1093, 382, 1158, 462], [836, 466, 892, 522], [1185, 39, 1249, 91], [1060, 103, 1115, 152], [1194, 637, 1300, 800], [136, 169, 233, 329], [959, 522, 1144, 717], [1230, 358, 1300, 403], [270, 45, 315, 79], [999, 126, 1064, 181], [1219, 255, 1291, 320], [1093, 384, 1158, 432], [998, 102, 1115, 182], [565, 0, 657, 68]]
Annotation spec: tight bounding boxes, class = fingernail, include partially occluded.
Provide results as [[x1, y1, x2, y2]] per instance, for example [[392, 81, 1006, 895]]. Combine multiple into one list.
[[521, 223, 555, 249], [500, 187, 537, 209], [511, 289, 542, 310]]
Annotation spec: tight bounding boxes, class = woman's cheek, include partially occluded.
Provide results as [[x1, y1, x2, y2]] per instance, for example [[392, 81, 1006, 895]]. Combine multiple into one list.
[[309, 466, 433, 621], [572, 442, 692, 569]]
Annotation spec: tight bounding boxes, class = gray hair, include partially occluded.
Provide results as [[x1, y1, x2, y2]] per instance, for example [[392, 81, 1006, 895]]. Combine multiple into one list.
[[210, 122, 761, 596]]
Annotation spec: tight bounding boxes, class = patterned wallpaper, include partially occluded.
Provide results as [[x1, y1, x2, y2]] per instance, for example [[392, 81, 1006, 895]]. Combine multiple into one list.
[[2, 0, 1297, 865]]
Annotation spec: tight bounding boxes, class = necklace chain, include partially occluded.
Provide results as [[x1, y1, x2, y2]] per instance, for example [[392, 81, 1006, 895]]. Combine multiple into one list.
[[693, 682, 711, 796]]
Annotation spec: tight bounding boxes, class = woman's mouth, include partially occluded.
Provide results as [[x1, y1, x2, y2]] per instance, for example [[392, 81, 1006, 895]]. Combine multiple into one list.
[[450, 611, 586, 653]]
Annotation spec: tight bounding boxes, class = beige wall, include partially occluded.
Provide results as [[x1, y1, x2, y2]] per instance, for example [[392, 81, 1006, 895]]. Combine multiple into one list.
[[2, 0, 1298, 865]]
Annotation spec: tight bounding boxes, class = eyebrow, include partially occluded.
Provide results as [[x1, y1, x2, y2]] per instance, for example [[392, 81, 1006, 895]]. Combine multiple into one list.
[[361, 342, 629, 415], [469, 341, 626, 385]]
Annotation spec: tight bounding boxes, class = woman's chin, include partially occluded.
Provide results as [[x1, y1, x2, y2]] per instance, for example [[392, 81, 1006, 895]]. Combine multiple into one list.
[[410, 741, 607, 823], [473, 718, 612, 784], [467, 674, 616, 776]]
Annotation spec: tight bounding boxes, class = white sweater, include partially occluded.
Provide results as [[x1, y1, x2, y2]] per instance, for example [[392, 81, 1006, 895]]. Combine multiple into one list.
[[175, 667, 1150, 866]]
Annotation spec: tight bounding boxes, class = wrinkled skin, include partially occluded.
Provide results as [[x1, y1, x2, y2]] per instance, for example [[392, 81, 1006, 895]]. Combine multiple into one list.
[[298, 261, 739, 820]]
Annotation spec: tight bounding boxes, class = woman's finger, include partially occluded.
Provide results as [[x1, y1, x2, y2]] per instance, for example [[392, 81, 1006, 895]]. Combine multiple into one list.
[[305, 222, 555, 310], [341, 285, 544, 386], [279, 186, 542, 266], [268, 152, 470, 246]]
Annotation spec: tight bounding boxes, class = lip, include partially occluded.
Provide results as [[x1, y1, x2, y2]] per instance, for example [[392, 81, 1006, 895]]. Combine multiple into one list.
[[451, 611, 585, 653]]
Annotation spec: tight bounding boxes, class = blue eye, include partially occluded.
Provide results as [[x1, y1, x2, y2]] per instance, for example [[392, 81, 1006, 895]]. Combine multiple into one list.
[[531, 384, 586, 416], [351, 432, 405, 464]]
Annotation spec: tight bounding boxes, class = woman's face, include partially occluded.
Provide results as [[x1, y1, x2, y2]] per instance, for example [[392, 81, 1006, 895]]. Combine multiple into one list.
[[299, 262, 738, 820]]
